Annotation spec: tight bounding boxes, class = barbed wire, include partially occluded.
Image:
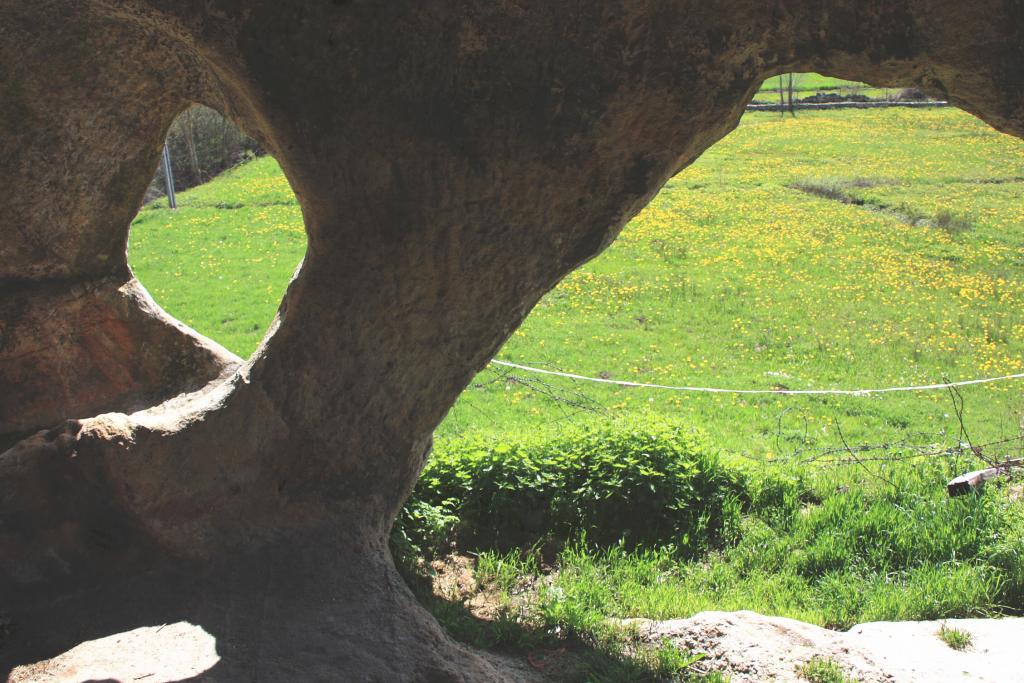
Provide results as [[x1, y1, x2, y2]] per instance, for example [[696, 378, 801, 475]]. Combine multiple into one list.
[[490, 360, 1024, 396]]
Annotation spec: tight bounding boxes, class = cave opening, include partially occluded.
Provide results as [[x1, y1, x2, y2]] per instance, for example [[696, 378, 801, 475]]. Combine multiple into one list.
[[128, 105, 307, 360]]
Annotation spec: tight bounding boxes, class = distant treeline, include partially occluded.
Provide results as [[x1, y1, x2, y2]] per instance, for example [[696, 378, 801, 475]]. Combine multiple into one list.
[[146, 105, 261, 203]]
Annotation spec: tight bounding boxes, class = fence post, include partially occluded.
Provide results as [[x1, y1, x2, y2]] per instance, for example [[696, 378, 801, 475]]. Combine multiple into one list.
[[162, 142, 177, 209]]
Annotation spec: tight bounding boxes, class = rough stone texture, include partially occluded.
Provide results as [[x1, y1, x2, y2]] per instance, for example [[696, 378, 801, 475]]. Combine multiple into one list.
[[620, 611, 1024, 682], [621, 612, 894, 682], [0, 277, 238, 444], [2, 1, 1024, 680]]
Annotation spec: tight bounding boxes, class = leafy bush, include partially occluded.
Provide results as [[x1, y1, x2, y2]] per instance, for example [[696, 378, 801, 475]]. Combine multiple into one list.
[[390, 499, 461, 561], [397, 420, 743, 557]]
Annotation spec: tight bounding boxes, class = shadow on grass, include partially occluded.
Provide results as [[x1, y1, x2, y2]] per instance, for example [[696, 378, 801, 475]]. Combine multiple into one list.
[[404, 570, 716, 683]]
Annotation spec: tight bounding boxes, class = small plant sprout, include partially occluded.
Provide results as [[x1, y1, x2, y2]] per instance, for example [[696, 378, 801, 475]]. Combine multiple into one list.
[[798, 656, 858, 683], [938, 623, 973, 651]]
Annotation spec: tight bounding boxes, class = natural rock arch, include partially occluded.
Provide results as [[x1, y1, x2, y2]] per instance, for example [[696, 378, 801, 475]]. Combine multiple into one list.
[[2, 1, 1022, 679]]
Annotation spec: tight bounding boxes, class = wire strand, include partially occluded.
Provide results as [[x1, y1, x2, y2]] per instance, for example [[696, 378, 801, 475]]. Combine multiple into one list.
[[489, 360, 1024, 396]]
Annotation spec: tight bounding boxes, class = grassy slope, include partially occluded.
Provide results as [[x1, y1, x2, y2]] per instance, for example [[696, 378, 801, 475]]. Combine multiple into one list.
[[130, 157, 304, 355], [130, 107, 1024, 461]]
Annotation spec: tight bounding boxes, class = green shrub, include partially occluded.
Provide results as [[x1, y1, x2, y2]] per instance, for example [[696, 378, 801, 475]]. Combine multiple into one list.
[[398, 420, 743, 556], [390, 499, 461, 560]]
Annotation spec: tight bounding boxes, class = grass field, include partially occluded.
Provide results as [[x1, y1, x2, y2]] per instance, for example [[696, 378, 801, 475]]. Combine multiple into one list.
[[754, 72, 895, 100], [756, 73, 866, 93], [130, 103, 1024, 680], [131, 159, 304, 354]]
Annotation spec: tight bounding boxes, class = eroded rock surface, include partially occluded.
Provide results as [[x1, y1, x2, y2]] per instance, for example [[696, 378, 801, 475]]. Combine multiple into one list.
[[3, 1, 1024, 680], [0, 277, 238, 444]]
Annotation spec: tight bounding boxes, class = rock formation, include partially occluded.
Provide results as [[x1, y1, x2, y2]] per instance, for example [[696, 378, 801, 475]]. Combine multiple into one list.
[[2, 1, 1022, 679]]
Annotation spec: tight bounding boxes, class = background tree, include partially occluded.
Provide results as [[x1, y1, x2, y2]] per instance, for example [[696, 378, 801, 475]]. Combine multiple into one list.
[[145, 105, 261, 202]]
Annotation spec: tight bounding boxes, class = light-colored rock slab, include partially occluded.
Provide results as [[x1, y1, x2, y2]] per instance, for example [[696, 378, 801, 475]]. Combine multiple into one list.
[[619, 611, 1024, 683], [849, 618, 1024, 683], [8, 622, 220, 683]]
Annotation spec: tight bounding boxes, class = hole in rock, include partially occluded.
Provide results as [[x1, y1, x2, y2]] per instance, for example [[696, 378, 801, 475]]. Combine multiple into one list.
[[446, 80, 1024, 457], [128, 105, 306, 359], [392, 75, 1024, 656]]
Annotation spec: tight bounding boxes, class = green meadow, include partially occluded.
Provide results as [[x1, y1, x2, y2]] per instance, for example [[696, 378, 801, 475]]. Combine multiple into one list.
[[756, 72, 865, 93], [754, 71, 893, 100]]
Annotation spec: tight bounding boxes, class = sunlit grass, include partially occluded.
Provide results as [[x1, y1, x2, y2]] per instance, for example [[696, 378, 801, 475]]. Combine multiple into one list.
[[129, 157, 305, 355], [798, 656, 857, 683], [461, 457, 1022, 631], [756, 72, 866, 94]]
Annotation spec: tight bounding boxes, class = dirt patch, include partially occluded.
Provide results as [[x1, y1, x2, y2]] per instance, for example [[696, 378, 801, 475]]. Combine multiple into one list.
[[427, 553, 546, 623], [430, 554, 513, 621]]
